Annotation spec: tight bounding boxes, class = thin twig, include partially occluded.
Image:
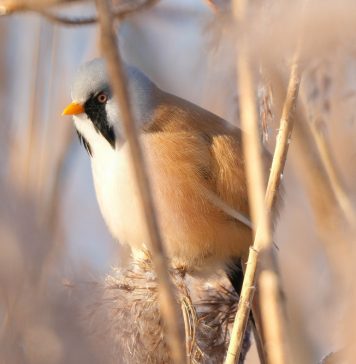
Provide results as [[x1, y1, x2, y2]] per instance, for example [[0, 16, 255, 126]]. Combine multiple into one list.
[[40, 0, 160, 25], [265, 60, 300, 210], [95, 1, 186, 363], [309, 116, 356, 227], [0, 0, 160, 25], [0, 0, 78, 15]]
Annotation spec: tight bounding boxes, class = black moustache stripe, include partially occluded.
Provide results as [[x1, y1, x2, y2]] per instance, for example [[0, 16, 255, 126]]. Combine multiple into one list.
[[76, 130, 92, 157], [84, 96, 116, 149]]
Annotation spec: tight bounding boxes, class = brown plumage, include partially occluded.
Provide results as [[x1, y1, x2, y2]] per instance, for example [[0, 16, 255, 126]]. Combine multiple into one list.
[[63, 59, 274, 362], [63, 59, 273, 275], [139, 93, 260, 273]]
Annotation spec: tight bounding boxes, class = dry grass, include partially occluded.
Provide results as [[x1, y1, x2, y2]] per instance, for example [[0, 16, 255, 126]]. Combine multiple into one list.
[[1, 0, 356, 363]]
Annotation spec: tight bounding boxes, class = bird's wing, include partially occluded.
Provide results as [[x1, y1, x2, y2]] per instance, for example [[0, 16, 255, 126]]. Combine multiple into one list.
[[143, 92, 253, 229]]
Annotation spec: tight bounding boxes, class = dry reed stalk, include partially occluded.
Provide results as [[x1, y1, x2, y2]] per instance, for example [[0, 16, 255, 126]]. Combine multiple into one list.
[[292, 110, 349, 268], [225, 49, 270, 364], [299, 86, 356, 364], [265, 60, 349, 270], [291, 0, 356, 240], [225, 12, 270, 364], [9, 17, 70, 293], [39, 0, 160, 26], [95, 1, 186, 363], [0, 0, 82, 14], [265, 60, 300, 210], [225, 2, 270, 364], [8, 17, 41, 191], [309, 115, 356, 228], [225, 246, 263, 364], [40, 0, 160, 26], [37, 127, 75, 293], [226, 5, 301, 360], [0, 0, 160, 26], [230, 61, 300, 364], [225, 13, 266, 364], [36, 23, 58, 200], [266, 64, 354, 362], [258, 270, 285, 364], [258, 61, 301, 364]]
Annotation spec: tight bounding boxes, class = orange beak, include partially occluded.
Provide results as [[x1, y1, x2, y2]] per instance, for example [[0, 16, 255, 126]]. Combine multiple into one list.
[[62, 102, 84, 116]]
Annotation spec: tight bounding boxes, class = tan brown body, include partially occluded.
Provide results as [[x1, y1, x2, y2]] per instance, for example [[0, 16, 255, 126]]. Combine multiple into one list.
[[81, 92, 270, 273], [65, 59, 271, 360], [68, 60, 271, 273], [141, 95, 254, 272]]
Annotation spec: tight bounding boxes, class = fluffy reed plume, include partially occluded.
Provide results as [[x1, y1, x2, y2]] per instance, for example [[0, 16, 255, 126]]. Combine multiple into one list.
[[86, 255, 251, 364]]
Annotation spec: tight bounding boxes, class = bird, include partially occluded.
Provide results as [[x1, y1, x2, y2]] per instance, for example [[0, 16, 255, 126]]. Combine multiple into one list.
[[62, 58, 273, 301]]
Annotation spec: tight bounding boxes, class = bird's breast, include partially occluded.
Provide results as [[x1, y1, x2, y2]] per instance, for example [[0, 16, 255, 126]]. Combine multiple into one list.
[[90, 132, 252, 273]]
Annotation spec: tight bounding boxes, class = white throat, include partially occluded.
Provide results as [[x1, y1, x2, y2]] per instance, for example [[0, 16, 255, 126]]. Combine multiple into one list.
[[73, 113, 145, 251]]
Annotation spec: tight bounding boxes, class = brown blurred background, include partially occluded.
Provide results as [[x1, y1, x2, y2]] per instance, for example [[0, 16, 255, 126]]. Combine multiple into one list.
[[1, 0, 356, 363]]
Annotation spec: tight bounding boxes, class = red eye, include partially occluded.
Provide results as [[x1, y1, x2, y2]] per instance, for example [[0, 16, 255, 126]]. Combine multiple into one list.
[[97, 93, 108, 104]]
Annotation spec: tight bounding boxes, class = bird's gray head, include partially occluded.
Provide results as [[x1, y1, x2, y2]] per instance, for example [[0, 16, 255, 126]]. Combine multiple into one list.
[[62, 58, 159, 156]]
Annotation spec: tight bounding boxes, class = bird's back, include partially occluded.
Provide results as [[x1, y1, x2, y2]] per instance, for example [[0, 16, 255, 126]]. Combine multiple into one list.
[[145, 92, 252, 221], [89, 72, 271, 273], [115, 92, 263, 272]]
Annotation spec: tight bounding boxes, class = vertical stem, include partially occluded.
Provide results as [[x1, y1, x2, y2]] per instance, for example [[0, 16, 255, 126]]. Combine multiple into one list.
[[260, 62, 300, 364], [95, 1, 186, 363], [265, 61, 300, 210], [225, 1, 271, 361], [37, 23, 57, 199], [309, 118, 356, 227], [259, 271, 286, 364], [226, 5, 300, 360], [23, 18, 42, 190]]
